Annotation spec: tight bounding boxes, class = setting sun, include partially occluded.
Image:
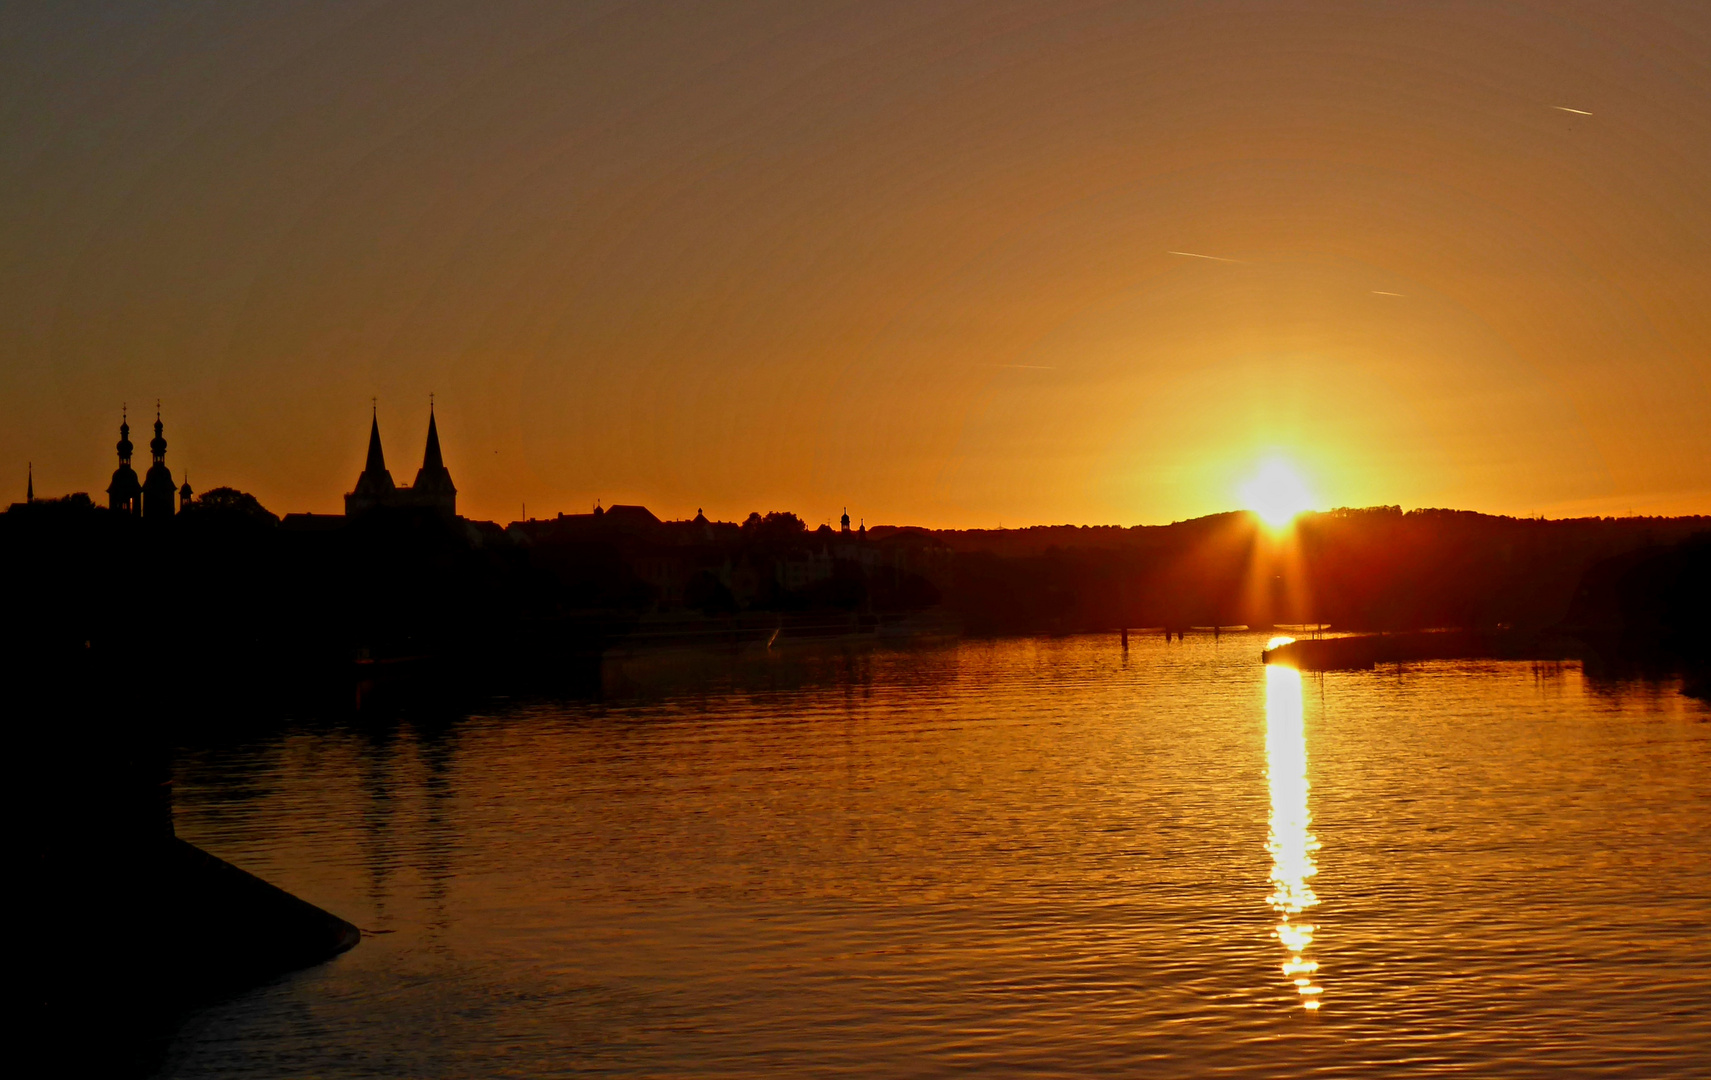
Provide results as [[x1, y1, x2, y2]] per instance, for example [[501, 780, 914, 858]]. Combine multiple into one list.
[[13, 5, 1711, 1074], [1239, 459, 1317, 528]]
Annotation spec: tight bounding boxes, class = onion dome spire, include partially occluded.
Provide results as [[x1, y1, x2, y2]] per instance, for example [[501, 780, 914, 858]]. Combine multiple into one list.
[[150, 403, 167, 466], [141, 402, 177, 519], [117, 404, 133, 466], [107, 405, 143, 514]]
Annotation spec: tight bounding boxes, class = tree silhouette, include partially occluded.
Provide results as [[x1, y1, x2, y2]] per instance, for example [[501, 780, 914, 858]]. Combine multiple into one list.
[[193, 487, 279, 526]]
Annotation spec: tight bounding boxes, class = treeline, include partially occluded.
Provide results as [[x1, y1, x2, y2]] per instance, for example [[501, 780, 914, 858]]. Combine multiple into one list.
[[5, 495, 1706, 694], [929, 507, 1711, 636], [1, 496, 947, 694]]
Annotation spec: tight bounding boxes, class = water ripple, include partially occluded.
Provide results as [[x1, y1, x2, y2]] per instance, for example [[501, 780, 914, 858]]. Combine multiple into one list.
[[166, 635, 1711, 1077]]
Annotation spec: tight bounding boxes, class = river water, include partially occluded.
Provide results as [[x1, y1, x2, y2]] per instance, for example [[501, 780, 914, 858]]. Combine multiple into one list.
[[166, 633, 1711, 1077]]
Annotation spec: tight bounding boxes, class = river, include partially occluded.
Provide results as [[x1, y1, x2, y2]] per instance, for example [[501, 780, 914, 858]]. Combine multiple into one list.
[[164, 633, 1711, 1077]]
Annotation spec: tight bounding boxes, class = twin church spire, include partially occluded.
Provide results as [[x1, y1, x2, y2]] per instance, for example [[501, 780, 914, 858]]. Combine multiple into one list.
[[344, 402, 457, 517], [101, 400, 450, 519], [107, 403, 189, 518]]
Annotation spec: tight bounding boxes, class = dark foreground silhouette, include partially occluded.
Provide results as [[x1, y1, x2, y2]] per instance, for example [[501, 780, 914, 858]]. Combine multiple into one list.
[[6, 492, 1707, 698], [6, 491, 1707, 1072], [1264, 533, 1710, 693], [13, 616, 358, 1076]]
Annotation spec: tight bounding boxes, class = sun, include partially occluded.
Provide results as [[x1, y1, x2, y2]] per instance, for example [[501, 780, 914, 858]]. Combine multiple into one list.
[[1238, 458, 1316, 529]]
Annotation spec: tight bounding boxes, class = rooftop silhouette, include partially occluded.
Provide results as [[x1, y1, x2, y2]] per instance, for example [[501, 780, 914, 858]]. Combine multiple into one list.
[[345, 404, 456, 518]]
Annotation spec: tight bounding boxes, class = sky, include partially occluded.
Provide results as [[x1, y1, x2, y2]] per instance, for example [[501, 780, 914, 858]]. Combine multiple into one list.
[[3, 0, 1709, 526]]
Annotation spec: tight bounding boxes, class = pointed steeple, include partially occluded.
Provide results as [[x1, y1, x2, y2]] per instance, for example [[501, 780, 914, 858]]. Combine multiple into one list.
[[26, 463, 32, 504], [365, 407, 388, 475], [410, 398, 457, 516], [421, 405, 444, 472], [346, 401, 397, 514]]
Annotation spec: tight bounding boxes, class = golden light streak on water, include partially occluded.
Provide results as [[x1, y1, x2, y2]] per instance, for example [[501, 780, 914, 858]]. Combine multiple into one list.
[[166, 636, 1711, 1075], [1265, 649, 1324, 1009]]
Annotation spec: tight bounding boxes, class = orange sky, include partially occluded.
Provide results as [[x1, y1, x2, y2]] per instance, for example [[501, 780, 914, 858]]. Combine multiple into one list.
[[4, 1, 1708, 526]]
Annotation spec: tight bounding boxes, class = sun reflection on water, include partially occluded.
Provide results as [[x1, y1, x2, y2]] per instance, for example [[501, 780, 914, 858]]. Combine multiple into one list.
[[1265, 649, 1324, 1009]]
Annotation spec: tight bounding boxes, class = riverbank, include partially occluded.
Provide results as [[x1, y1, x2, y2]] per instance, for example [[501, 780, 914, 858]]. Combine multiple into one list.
[[1261, 628, 1707, 698], [1260, 629, 1575, 671]]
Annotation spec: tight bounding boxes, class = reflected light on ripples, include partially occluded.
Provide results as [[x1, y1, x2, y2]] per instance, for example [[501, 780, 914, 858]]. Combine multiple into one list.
[[1266, 656, 1324, 1009]]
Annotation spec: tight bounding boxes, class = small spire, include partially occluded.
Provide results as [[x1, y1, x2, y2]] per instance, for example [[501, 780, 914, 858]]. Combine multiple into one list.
[[26, 462, 32, 503], [421, 405, 444, 471], [150, 406, 167, 463], [116, 407, 134, 464], [365, 410, 387, 473]]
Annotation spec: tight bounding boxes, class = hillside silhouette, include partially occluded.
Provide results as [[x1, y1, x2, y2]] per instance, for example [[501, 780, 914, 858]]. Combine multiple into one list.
[[7, 493, 1706, 704]]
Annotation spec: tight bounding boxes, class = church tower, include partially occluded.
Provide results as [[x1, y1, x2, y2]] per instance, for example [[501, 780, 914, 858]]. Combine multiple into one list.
[[409, 403, 457, 517], [141, 407, 177, 519], [106, 408, 142, 515], [344, 405, 397, 515], [343, 401, 457, 518]]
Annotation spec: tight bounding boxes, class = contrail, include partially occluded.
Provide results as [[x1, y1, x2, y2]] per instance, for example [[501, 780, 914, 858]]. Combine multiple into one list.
[[1553, 105, 1593, 116], [1371, 290, 1405, 297], [999, 364, 1055, 370], [1168, 250, 1242, 263]]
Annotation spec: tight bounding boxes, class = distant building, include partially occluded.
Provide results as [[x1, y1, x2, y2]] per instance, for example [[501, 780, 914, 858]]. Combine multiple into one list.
[[141, 410, 177, 520], [600, 504, 660, 534], [106, 409, 143, 515], [776, 548, 834, 590], [101, 405, 182, 518], [345, 405, 457, 517]]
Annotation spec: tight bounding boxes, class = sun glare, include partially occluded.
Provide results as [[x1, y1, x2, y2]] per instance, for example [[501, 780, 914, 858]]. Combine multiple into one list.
[[1239, 459, 1316, 528]]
